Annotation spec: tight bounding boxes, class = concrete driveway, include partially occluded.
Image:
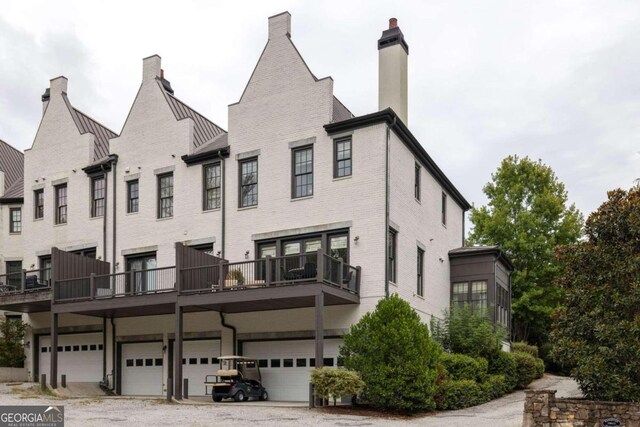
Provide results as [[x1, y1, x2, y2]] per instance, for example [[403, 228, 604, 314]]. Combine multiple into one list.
[[0, 374, 580, 427]]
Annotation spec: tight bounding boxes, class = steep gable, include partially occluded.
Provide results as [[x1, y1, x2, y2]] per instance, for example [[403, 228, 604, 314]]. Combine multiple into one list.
[[0, 139, 24, 195]]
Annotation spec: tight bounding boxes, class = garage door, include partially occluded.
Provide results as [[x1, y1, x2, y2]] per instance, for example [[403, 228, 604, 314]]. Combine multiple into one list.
[[183, 339, 220, 396], [243, 339, 342, 401], [39, 333, 103, 383], [121, 342, 163, 396]]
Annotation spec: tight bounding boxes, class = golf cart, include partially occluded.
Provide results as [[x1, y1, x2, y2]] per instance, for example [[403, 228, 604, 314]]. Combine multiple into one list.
[[205, 356, 268, 402]]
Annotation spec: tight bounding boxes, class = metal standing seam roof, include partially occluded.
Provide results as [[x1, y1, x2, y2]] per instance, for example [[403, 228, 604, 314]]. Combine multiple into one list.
[[0, 139, 24, 196], [156, 79, 227, 152], [61, 94, 118, 162]]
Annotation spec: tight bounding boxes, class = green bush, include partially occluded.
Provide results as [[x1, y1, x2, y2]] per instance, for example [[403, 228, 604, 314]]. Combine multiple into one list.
[[512, 342, 539, 358], [340, 295, 441, 413], [440, 353, 488, 383], [535, 358, 545, 379], [310, 368, 365, 405], [488, 351, 517, 391], [430, 305, 505, 361], [226, 269, 245, 285], [0, 318, 26, 368], [481, 374, 508, 400], [437, 380, 484, 410], [513, 351, 538, 388]]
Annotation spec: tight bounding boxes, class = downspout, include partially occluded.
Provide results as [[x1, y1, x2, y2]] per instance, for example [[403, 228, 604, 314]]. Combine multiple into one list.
[[462, 212, 466, 247], [102, 317, 107, 381], [220, 153, 225, 258], [384, 117, 395, 298], [219, 312, 236, 355], [100, 164, 108, 261], [111, 160, 117, 274], [110, 317, 116, 391]]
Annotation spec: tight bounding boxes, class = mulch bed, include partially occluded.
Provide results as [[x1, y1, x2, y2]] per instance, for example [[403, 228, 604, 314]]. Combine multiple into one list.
[[317, 404, 432, 419]]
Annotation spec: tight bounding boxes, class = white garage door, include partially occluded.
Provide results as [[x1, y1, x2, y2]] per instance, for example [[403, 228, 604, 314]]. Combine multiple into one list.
[[40, 333, 103, 383], [243, 339, 342, 401], [122, 342, 163, 396], [183, 339, 220, 396]]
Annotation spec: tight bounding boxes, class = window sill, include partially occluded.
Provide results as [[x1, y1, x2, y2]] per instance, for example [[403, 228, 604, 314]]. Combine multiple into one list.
[[54, 223, 67, 227], [202, 208, 221, 213], [414, 293, 424, 300], [415, 198, 421, 205], [237, 205, 258, 211], [89, 215, 104, 221], [389, 281, 398, 288], [125, 211, 139, 216], [442, 223, 447, 229], [9, 232, 21, 235], [290, 195, 313, 202], [33, 218, 43, 222], [333, 175, 352, 182], [156, 216, 174, 222]]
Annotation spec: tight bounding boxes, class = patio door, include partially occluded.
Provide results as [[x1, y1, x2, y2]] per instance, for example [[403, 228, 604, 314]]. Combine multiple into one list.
[[125, 254, 157, 293]]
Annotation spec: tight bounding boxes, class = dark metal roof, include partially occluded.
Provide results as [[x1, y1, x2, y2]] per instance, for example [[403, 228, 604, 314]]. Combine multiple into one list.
[[61, 94, 118, 162], [182, 134, 230, 165], [332, 96, 354, 123], [449, 246, 514, 271], [156, 79, 227, 152], [324, 108, 471, 211], [0, 139, 24, 197]]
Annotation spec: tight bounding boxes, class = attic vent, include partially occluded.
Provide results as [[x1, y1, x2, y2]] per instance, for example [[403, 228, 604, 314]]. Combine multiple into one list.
[[41, 88, 50, 102]]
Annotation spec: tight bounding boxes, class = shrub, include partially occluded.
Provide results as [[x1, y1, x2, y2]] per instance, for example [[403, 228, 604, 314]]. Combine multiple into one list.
[[0, 318, 26, 368], [310, 368, 364, 405], [430, 305, 505, 361], [511, 342, 539, 358], [513, 351, 538, 388], [226, 269, 245, 285], [481, 374, 508, 400], [488, 351, 517, 391], [440, 353, 488, 383], [340, 295, 441, 412], [437, 380, 484, 410], [535, 358, 545, 379]]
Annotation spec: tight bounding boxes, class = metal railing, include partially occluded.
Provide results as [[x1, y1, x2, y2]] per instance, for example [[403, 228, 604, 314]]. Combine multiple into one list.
[[54, 266, 176, 303], [0, 268, 52, 294]]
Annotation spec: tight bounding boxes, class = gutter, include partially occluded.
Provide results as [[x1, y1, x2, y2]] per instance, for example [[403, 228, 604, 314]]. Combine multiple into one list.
[[384, 118, 394, 298], [221, 156, 225, 258]]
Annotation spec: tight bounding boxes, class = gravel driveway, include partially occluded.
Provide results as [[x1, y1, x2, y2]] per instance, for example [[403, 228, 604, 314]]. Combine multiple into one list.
[[0, 375, 580, 427]]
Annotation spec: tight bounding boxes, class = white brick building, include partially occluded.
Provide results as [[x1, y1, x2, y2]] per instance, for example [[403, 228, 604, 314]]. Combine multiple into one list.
[[0, 12, 512, 402]]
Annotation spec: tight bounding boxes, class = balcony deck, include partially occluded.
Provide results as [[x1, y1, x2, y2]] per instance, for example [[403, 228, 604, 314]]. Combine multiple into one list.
[[0, 269, 52, 312]]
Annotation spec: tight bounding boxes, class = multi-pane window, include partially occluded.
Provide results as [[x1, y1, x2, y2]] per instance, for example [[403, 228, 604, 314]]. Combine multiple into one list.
[[388, 228, 397, 283], [91, 176, 105, 217], [292, 146, 313, 198], [496, 285, 509, 327], [451, 280, 488, 315], [34, 189, 44, 219], [6, 261, 22, 290], [417, 247, 424, 296], [334, 138, 352, 178], [441, 192, 447, 225], [203, 163, 221, 210], [239, 158, 258, 208], [415, 163, 421, 201], [127, 180, 139, 213], [9, 208, 21, 233], [158, 174, 173, 218], [55, 184, 67, 224]]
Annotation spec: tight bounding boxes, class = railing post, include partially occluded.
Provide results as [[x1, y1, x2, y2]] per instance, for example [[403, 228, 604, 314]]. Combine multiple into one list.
[[317, 254, 324, 282], [183, 378, 189, 399], [265, 256, 272, 287], [90, 273, 96, 300], [21, 269, 26, 292], [338, 258, 345, 289], [219, 262, 225, 290], [356, 266, 362, 294], [130, 269, 136, 295]]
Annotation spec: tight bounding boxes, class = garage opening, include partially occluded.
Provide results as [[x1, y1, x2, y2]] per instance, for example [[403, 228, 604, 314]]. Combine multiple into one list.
[[39, 332, 103, 384]]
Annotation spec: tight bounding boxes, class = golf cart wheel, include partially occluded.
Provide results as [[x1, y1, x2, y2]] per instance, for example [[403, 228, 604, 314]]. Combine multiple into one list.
[[213, 396, 222, 402], [234, 390, 245, 402], [259, 390, 269, 401], [243, 395, 249, 402]]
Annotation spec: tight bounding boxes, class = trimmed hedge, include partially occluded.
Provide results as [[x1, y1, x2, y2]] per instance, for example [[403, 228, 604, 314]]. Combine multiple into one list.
[[511, 342, 539, 358], [535, 358, 545, 379], [310, 368, 364, 405], [513, 351, 538, 388], [437, 380, 484, 410], [488, 350, 517, 391], [481, 374, 508, 400], [440, 353, 488, 383]]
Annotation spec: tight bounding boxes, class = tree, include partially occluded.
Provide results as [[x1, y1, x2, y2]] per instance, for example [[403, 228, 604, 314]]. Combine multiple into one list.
[[468, 156, 583, 344], [0, 317, 27, 368], [552, 187, 640, 402], [340, 295, 441, 412]]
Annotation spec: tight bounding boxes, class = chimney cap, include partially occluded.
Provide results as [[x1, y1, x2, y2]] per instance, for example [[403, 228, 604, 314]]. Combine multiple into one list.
[[378, 18, 409, 54], [389, 18, 398, 29]]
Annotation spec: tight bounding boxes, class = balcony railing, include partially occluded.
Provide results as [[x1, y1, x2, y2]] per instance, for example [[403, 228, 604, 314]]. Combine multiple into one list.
[[0, 268, 52, 294], [54, 266, 176, 303]]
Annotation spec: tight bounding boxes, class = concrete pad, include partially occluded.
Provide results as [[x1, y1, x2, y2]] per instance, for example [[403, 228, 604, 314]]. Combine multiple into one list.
[[53, 382, 107, 398]]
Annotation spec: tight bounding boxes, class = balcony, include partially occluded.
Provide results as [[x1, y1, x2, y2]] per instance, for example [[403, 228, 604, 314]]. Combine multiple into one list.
[[0, 268, 52, 312]]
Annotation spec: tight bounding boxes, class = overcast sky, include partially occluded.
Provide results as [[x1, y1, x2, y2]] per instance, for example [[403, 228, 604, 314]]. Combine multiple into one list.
[[1, 0, 639, 218]]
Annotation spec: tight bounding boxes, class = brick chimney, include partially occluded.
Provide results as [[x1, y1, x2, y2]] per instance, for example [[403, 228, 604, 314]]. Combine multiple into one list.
[[378, 18, 409, 125], [268, 11, 291, 39], [142, 54, 162, 82], [41, 76, 68, 115]]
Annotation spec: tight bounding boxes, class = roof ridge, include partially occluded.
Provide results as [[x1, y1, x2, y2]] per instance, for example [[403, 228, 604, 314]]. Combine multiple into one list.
[[0, 139, 24, 156]]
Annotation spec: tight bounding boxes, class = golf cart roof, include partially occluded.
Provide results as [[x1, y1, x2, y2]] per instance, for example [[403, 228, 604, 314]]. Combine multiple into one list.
[[218, 355, 258, 361]]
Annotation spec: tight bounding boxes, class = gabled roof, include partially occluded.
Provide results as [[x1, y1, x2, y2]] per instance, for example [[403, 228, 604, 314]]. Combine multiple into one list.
[[61, 94, 118, 162], [0, 139, 24, 198], [2, 177, 23, 199], [156, 79, 226, 152]]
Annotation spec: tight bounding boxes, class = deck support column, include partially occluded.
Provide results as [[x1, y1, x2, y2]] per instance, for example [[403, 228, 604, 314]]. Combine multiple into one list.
[[174, 304, 183, 400], [50, 312, 58, 389], [314, 292, 324, 406]]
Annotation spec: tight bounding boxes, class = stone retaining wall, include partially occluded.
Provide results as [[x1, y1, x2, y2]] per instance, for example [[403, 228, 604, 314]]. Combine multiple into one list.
[[523, 389, 640, 427]]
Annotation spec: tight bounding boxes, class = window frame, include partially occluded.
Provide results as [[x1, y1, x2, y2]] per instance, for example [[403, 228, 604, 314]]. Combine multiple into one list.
[[9, 207, 21, 233], [451, 280, 488, 315], [127, 179, 139, 214], [203, 162, 222, 211], [441, 192, 447, 226], [291, 145, 314, 199], [54, 184, 67, 225], [388, 228, 398, 283], [415, 162, 421, 201], [157, 173, 174, 219], [333, 137, 352, 178], [90, 175, 106, 218], [238, 157, 258, 208], [34, 189, 44, 219], [417, 247, 424, 296]]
